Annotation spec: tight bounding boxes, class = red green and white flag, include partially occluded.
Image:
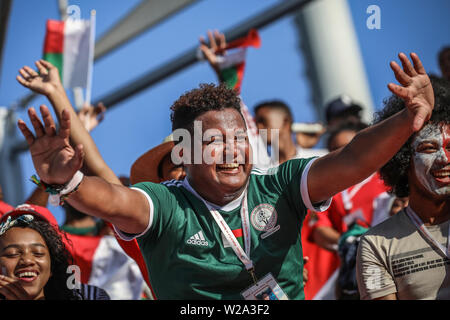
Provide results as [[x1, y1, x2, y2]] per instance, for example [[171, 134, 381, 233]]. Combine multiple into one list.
[[221, 228, 244, 248], [43, 18, 94, 89], [218, 29, 261, 94]]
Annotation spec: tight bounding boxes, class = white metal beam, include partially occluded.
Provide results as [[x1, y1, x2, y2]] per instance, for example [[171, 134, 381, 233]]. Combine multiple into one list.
[[94, 0, 198, 61], [295, 0, 375, 124]]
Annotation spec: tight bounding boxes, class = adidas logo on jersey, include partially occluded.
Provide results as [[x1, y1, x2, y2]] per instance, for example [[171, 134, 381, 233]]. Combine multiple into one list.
[[186, 231, 209, 247]]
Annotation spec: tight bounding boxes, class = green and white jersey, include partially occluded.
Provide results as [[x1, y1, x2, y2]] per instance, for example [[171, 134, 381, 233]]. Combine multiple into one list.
[[115, 157, 331, 299]]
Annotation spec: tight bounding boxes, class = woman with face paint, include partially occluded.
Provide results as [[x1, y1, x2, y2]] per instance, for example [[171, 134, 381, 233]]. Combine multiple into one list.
[[356, 75, 450, 300]]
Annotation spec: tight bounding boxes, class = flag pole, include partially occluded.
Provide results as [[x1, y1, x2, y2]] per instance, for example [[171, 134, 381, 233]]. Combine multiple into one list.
[[72, 87, 84, 110], [62, 1, 84, 111], [85, 9, 96, 106]]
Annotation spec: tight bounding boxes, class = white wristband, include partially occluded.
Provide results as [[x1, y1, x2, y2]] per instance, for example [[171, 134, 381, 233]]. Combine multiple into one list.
[[48, 171, 84, 206]]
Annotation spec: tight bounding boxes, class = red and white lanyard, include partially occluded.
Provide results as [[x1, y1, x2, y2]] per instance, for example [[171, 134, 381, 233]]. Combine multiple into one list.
[[405, 206, 450, 258], [202, 189, 258, 284]]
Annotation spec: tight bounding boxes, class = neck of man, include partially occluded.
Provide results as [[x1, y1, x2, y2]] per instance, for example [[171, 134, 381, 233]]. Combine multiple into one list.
[[188, 177, 248, 207], [277, 131, 297, 164], [408, 187, 450, 226]]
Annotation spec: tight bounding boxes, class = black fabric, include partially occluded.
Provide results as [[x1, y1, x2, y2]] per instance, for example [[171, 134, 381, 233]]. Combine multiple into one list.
[[73, 283, 110, 300], [336, 223, 368, 300]]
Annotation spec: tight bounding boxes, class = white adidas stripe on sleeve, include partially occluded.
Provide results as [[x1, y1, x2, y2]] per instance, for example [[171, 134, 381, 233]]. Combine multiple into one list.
[[300, 158, 332, 212], [113, 187, 154, 241]]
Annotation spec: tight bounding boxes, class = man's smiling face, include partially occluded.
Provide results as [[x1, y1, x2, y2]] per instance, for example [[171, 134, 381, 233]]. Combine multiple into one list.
[[184, 108, 252, 204], [410, 122, 450, 199]]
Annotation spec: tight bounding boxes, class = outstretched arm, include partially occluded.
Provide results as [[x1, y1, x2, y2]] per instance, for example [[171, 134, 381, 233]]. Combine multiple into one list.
[[16, 60, 121, 186], [308, 53, 434, 204], [17, 106, 149, 234]]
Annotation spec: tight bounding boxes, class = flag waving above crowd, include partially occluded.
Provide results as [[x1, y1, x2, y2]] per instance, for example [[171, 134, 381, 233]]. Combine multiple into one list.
[[43, 17, 94, 89]]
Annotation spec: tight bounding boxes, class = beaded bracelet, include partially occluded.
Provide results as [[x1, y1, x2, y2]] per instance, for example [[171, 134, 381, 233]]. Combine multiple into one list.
[[30, 175, 65, 195], [30, 171, 84, 206]]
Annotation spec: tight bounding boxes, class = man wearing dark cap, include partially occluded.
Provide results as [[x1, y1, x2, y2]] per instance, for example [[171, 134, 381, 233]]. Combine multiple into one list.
[[325, 94, 363, 128]]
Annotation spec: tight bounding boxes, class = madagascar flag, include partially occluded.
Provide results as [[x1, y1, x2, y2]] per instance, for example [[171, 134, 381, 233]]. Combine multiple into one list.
[[221, 228, 244, 249], [232, 228, 244, 248], [43, 19, 93, 88], [218, 29, 261, 94]]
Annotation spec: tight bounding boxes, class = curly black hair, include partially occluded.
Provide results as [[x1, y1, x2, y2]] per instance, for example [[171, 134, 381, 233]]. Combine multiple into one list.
[[170, 83, 244, 134], [9, 217, 79, 300], [373, 75, 450, 197]]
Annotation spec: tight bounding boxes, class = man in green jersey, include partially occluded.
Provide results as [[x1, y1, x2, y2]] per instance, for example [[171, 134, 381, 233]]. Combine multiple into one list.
[[16, 53, 434, 299]]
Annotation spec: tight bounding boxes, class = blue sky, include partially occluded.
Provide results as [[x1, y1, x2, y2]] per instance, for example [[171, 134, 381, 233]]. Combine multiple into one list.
[[1, 0, 449, 224]]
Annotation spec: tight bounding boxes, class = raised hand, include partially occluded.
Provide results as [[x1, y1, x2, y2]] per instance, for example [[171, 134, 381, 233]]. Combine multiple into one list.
[[388, 53, 434, 132], [16, 60, 63, 96], [199, 30, 227, 75], [17, 105, 84, 185], [78, 102, 106, 132]]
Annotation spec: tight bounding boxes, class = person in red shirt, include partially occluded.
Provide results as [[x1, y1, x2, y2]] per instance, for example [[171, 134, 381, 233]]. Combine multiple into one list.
[[0, 203, 13, 218], [311, 121, 390, 251], [303, 121, 390, 299]]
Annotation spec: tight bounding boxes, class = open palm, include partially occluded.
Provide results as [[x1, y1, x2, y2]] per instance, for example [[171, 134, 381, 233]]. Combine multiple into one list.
[[17, 105, 84, 185], [388, 52, 434, 132], [16, 60, 62, 96], [199, 30, 227, 75]]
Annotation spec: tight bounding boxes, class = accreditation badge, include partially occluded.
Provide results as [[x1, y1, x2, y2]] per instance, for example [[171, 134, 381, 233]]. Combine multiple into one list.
[[241, 273, 289, 300]]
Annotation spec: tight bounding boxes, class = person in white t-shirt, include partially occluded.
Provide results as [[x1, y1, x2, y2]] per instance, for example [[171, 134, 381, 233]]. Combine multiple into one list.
[[356, 75, 450, 300]]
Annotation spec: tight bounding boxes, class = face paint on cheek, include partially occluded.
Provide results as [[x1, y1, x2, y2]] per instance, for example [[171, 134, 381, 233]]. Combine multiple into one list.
[[412, 123, 450, 196], [442, 125, 450, 162], [413, 152, 437, 193], [434, 124, 450, 168]]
